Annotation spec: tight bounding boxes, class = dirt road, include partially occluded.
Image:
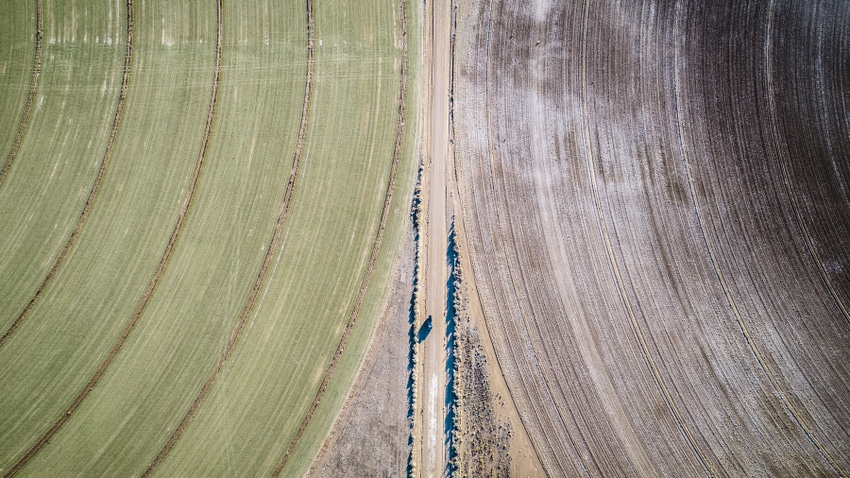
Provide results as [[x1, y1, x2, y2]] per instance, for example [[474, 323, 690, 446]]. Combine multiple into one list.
[[417, 0, 452, 476]]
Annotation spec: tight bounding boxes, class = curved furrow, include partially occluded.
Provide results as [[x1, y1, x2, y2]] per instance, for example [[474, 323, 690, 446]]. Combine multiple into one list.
[[671, 1, 845, 475], [477, 1, 585, 475], [578, 1, 714, 476], [0, 0, 42, 188], [453, 1, 584, 474], [764, 0, 850, 329], [273, 1, 408, 474], [0, 0, 134, 350], [141, 0, 312, 474], [471, 0, 548, 473], [2, 0, 223, 474]]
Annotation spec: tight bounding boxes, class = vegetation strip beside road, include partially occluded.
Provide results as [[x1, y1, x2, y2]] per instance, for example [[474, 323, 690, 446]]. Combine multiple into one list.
[[0, 0, 42, 188], [141, 0, 313, 474], [1, 0, 226, 473], [273, 0, 408, 474], [0, 0, 134, 350], [671, 1, 845, 475]]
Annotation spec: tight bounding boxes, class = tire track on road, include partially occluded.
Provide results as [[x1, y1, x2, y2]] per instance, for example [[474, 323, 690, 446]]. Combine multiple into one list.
[[672, 1, 845, 475], [764, 0, 850, 329], [141, 0, 313, 473], [0, 0, 42, 188], [579, 1, 714, 475], [273, 1, 408, 474], [0, 0, 132, 350], [3, 0, 223, 473]]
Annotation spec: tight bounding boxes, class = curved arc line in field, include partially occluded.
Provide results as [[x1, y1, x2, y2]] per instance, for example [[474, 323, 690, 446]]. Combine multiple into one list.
[[0, 0, 134, 350], [671, 1, 846, 475], [472, 0, 579, 475], [273, 0, 408, 474], [3, 0, 226, 474], [577, 0, 715, 475], [140, 0, 314, 474], [763, 0, 850, 329], [445, 0, 546, 473], [0, 0, 43, 189], [1, 0, 137, 474]]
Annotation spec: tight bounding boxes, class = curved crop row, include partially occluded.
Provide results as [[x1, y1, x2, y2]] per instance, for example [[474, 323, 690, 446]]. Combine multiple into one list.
[[0, 0, 127, 334], [0, 0, 222, 474], [0, 0, 42, 188]]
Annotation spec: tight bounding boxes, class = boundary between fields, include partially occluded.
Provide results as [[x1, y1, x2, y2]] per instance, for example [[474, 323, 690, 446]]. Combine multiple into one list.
[[764, 0, 850, 328], [273, 0, 408, 474], [672, 1, 845, 476], [3, 0, 224, 474], [140, 0, 314, 474], [579, 1, 716, 476], [0, 0, 132, 349], [2, 0, 136, 473], [0, 0, 43, 188]]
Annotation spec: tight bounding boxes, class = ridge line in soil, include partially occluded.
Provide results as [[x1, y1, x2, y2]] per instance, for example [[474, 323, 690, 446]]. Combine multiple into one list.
[[580, 0, 715, 475], [671, 1, 844, 475]]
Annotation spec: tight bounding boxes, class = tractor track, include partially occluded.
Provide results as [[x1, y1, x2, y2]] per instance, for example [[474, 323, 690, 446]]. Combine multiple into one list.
[[0, 0, 132, 350], [476, 1, 578, 475], [2, 0, 136, 473], [0, 0, 42, 188], [141, 0, 312, 474], [2, 0, 224, 473], [448, 0, 546, 472], [273, 0, 408, 474], [672, 1, 845, 475]]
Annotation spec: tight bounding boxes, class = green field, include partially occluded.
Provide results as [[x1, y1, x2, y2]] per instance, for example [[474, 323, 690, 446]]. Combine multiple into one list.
[[0, 0, 416, 476], [0, 0, 124, 327], [0, 0, 38, 182]]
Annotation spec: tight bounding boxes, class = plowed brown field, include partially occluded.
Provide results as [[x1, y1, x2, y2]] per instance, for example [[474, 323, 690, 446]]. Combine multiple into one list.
[[452, 0, 850, 475]]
